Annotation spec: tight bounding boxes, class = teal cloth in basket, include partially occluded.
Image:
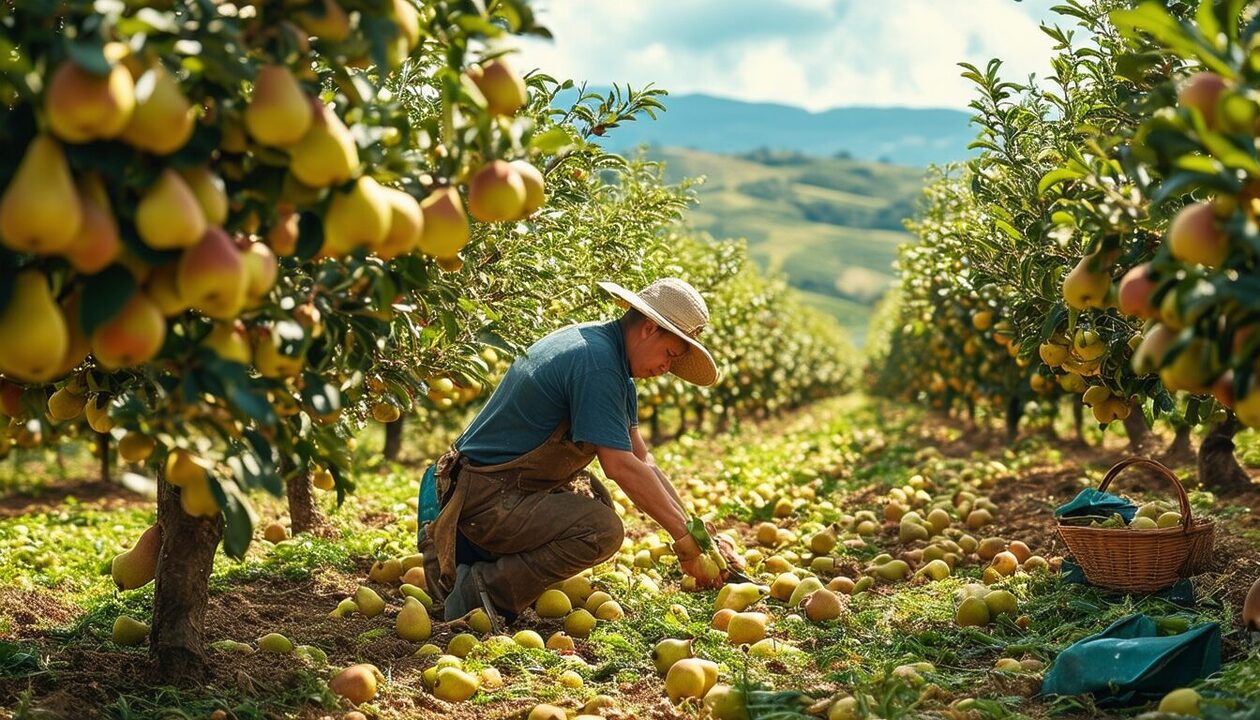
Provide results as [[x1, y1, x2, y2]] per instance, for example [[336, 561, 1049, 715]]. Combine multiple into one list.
[[1040, 614, 1221, 705], [1054, 487, 1138, 522], [416, 464, 440, 543], [1059, 560, 1196, 605]]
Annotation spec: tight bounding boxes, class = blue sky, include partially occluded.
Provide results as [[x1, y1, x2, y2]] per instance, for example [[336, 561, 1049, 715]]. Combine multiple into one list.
[[512, 0, 1068, 111]]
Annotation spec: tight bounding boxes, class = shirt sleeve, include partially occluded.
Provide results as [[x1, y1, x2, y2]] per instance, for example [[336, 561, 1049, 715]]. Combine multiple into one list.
[[570, 368, 634, 450]]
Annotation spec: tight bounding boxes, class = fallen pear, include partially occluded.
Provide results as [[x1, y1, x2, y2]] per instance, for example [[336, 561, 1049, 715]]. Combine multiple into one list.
[[665, 657, 716, 703], [329, 598, 358, 618], [802, 588, 844, 622], [546, 631, 575, 651], [111, 615, 149, 646], [651, 637, 694, 675], [703, 683, 751, 720], [528, 704, 567, 720], [788, 576, 824, 607], [564, 608, 597, 637], [1158, 687, 1202, 717], [433, 666, 479, 702], [535, 588, 572, 618], [329, 663, 383, 704], [399, 583, 433, 608], [955, 596, 991, 627], [396, 596, 432, 641], [446, 633, 478, 657], [725, 611, 768, 644], [716, 582, 765, 612], [258, 632, 294, 653], [368, 557, 403, 583], [354, 586, 385, 617]]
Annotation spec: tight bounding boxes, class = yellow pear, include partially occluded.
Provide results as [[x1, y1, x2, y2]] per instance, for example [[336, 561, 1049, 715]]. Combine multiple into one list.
[[117, 431, 156, 463], [1062, 258, 1112, 310], [322, 176, 390, 255], [91, 292, 166, 369], [665, 657, 715, 703], [725, 611, 768, 644], [417, 186, 469, 258], [179, 167, 228, 226], [267, 204, 300, 256], [111, 615, 149, 646], [651, 637, 694, 675], [376, 187, 424, 260], [0, 271, 70, 383], [164, 449, 207, 488], [111, 524, 161, 590], [288, 99, 358, 187], [177, 227, 247, 320], [296, 0, 351, 42], [84, 394, 114, 433], [510, 159, 546, 216], [64, 175, 122, 274], [0, 135, 82, 254], [467, 160, 526, 222], [46, 61, 135, 143], [241, 241, 278, 304], [368, 557, 403, 583], [329, 663, 383, 704], [180, 474, 221, 517], [703, 684, 750, 720], [395, 596, 431, 641], [354, 585, 385, 617], [47, 386, 87, 422], [535, 588, 572, 618], [467, 57, 528, 116], [203, 321, 252, 364], [258, 632, 294, 653], [144, 262, 189, 317], [433, 667, 479, 702], [136, 169, 206, 250], [245, 64, 312, 147], [564, 608, 597, 638], [120, 65, 195, 154]]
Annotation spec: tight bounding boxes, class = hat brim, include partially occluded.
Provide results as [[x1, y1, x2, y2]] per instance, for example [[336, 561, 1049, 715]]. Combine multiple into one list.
[[598, 281, 720, 387]]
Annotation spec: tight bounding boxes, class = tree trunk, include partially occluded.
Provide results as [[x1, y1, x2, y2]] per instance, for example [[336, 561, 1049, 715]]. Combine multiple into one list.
[[649, 410, 659, 441], [383, 417, 404, 462], [287, 468, 328, 536], [151, 474, 223, 682], [1005, 394, 1023, 444], [1071, 400, 1086, 444], [1197, 415, 1255, 494], [696, 403, 707, 434], [676, 404, 687, 439], [1161, 425, 1195, 466], [1122, 408, 1156, 455], [97, 432, 110, 485]]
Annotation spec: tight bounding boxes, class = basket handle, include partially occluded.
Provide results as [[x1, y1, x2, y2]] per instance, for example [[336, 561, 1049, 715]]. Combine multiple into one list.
[[1097, 456, 1193, 531]]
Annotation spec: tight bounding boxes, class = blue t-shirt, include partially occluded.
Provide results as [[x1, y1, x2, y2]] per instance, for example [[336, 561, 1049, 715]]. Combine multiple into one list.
[[455, 321, 638, 465]]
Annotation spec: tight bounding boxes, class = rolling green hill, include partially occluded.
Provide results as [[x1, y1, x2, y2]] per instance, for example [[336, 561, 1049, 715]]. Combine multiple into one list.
[[647, 147, 928, 345]]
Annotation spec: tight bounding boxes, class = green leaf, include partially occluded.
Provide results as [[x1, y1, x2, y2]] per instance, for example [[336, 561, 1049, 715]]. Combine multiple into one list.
[[79, 265, 137, 336], [530, 127, 574, 155], [214, 479, 256, 560], [1038, 168, 1083, 196], [65, 36, 110, 76]]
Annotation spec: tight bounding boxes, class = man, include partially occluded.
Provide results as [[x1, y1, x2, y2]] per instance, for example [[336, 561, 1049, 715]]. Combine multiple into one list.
[[418, 278, 727, 627]]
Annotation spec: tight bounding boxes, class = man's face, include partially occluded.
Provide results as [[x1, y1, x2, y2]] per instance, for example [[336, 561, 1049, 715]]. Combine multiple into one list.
[[628, 320, 690, 379]]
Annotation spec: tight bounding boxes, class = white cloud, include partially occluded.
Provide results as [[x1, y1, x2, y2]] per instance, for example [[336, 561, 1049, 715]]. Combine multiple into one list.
[[512, 0, 1067, 111]]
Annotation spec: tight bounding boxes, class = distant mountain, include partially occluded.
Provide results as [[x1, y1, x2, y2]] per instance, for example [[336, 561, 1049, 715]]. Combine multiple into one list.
[[645, 147, 927, 345], [592, 91, 976, 167]]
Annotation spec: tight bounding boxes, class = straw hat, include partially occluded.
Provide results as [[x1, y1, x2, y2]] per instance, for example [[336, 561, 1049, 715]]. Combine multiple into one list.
[[598, 278, 719, 386]]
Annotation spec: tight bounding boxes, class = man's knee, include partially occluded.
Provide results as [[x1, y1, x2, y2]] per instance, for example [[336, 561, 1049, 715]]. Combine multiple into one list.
[[587, 504, 624, 564]]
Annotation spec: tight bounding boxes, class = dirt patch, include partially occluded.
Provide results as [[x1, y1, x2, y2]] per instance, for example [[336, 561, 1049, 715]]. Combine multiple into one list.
[[0, 479, 151, 519], [0, 589, 81, 638]]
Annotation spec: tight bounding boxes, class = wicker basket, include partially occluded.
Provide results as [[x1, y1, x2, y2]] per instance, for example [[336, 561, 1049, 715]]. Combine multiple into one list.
[[1056, 457, 1214, 593]]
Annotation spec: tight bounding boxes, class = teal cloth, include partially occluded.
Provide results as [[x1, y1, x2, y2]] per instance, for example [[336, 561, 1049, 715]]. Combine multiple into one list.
[[1040, 614, 1221, 705], [1055, 487, 1138, 522], [416, 464, 440, 543], [455, 321, 638, 464], [1060, 559, 1197, 605]]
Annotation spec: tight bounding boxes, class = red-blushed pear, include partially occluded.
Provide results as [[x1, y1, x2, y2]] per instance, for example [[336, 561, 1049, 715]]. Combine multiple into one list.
[[136, 169, 206, 250], [468, 160, 526, 222], [1178, 72, 1229, 130], [145, 262, 189, 317], [267, 204, 301, 257], [288, 98, 359, 187], [46, 60, 135, 143], [203, 320, 252, 365], [510, 159, 546, 217], [467, 57, 527, 116], [1168, 201, 1229, 267], [178, 166, 228, 226], [1132, 322, 1178, 375], [418, 186, 470, 259], [376, 187, 424, 260], [91, 292, 167, 369], [0, 271, 70, 383], [242, 241, 278, 303], [178, 227, 248, 320], [245, 64, 312, 147], [1062, 256, 1112, 310], [322, 176, 391, 256], [52, 291, 91, 379], [1117, 262, 1158, 319], [120, 64, 195, 154], [65, 175, 122, 274], [296, 0, 351, 42], [0, 135, 82, 254]]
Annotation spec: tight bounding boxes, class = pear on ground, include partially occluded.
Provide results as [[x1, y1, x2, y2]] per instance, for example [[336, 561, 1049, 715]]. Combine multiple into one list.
[[725, 612, 768, 644], [91, 292, 166, 369], [1158, 688, 1202, 717], [329, 663, 383, 704], [417, 187, 469, 258], [112, 615, 149, 646], [528, 705, 567, 720], [546, 631, 575, 651], [258, 632, 294, 653], [120, 65, 195, 154], [665, 657, 717, 703], [716, 582, 765, 612], [368, 557, 403, 583], [433, 666, 479, 702], [955, 596, 991, 627], [136, 169, 206, 250], [354, 586, 385, 617], [535, 588, 572, 618], [329, 598, 358, 618], [245, 65, 312, 146], [0, 135, 81, 254], [564, 608, 597, 638], [788, 576, 825, 607], [112, 524, 162, 590], [396, 596, 432, 641], [703, 683, 751, 720], [651, 637, 694, 675], [0, 271, 70, 384], [802, 589, 844, 622]]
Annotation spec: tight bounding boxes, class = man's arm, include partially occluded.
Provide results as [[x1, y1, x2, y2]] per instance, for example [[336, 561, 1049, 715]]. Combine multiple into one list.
[[630, 426, 688, 516]]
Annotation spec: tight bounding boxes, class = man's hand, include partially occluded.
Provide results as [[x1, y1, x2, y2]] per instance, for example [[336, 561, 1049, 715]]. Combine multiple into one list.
[[673, 533, 723, 589]]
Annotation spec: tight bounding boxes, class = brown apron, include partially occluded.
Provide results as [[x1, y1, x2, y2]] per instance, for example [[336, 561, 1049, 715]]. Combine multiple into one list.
[[420, 420, 625, 614]]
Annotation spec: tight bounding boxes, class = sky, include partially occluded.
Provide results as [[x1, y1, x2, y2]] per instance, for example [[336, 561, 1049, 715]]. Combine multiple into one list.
[[511, 0, 1068, 112]]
